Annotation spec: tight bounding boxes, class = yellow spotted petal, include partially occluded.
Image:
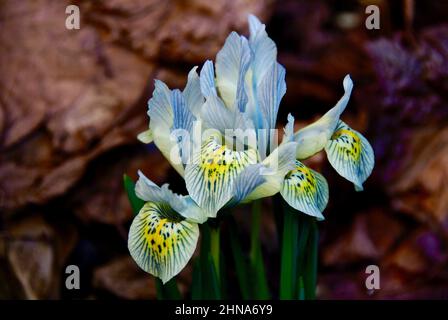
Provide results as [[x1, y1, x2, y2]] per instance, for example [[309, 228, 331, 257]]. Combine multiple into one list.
[[280, 160, 329, 220], [128, 202, 199, 284], [325, 121, 374, 191], [185, 137, 257, 217]]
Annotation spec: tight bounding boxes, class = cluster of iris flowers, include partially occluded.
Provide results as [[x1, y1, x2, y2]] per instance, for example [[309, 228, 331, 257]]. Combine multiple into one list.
[[124, 15, 374, 299]]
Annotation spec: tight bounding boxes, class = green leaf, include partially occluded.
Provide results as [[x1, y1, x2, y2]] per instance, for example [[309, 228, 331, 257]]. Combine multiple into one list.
[[155, 278, 181, 300], [295, 215, 311, 298], [164, 279, 182, 300], [207, 254, 221, 299], [273, 195, 284, 249], [250, 201, 270, 299], [297, 276, 305, 300], [229, 220, 251, 299], [191, 258, 202, 300], [295, 215, 311, 299], [200, 224, 221, 299], [251, 246, 270, 299], [210, 227, 221, 285], [279, 204, 299, 300], [219, 240, 228, 299], [155, 278, 165, 300], [123, 174, 145, 216], [303, 219, 318, 300]]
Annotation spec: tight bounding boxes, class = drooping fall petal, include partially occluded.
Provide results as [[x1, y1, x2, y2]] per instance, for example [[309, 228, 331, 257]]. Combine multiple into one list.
[[280, 160, 329, 220], [185, 136, 257, 217], [128, 202, 199, 284], [325, 120, 375, 191]]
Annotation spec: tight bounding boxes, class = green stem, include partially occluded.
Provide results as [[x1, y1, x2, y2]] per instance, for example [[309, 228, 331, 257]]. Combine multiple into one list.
[[210, 226, 220, 284], [191, 258, 202, 300], [200, 224, 221, 299], [229, 220, 251, 299], [279, 207, 299, 299], [304, 219, 318, 300], [155, 279, 164, 300], [250, 200, 262, 262], [155, 278, 181, 300], [295, 215, 311, 300], [249, 200, 271, 299]]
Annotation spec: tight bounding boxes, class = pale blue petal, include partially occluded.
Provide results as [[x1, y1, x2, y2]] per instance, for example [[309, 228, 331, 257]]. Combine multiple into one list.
[[248, 14, 263, 37], [135, 170, 178, 204], [183, 66, 204, 116], [245, 15, 278, 131], [322, 75, 353, 124], [246, 15, 285, 158], [248, 14, 277, 88], [244, 141, 298, 201], [177, 196, 209, 224], [216, 32, 251, 111], [231, 164, 266, 204], [201, 94, 254, 136], [147, 80, 184, 176], [148, 80, 173, 129], [135, 171, 208, 223], [172, 89, 196, 133], [258, 62, 286, 130], [172, 89, 195, 164], [282, 113, 295, 143], [262, 141, 298, 174], [200, 60, 217, 98]]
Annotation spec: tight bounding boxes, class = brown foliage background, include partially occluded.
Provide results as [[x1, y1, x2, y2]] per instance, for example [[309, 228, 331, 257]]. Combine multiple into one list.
[[0, 0, 447, 299]]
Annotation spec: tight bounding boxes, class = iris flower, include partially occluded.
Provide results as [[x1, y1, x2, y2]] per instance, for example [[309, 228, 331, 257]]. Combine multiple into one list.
[[129, 15, 374, 283]]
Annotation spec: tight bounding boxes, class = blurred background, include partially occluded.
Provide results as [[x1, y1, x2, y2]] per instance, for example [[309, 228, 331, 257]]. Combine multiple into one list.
[[1, 0, 447, 299]]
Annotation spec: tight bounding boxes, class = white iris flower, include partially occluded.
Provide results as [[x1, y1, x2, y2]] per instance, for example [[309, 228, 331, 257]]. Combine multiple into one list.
[[129, 15, 374, 283]]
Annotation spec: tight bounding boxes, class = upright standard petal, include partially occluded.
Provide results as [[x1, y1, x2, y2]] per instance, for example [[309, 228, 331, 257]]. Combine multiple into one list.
[[215, 32, 251, 111], [148, 80, 174, 129], [258, 62, 286, 130], [245, 14, 278, 130], [294, 75, 353, 159], [185, 137, 257, 217], [172, 89, 196, 164], [128, 202, 199, 284], [172, 89, 196, 133], [325, 121, 375, 191], [256, 62, 286, 156], [248, 14, 277, 90], [280, 160, 329, 220], [147, 80, 184, 176], [200, 60, 217, 98], [200, 94, 254, 140], [183, 66, 204, 117]]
